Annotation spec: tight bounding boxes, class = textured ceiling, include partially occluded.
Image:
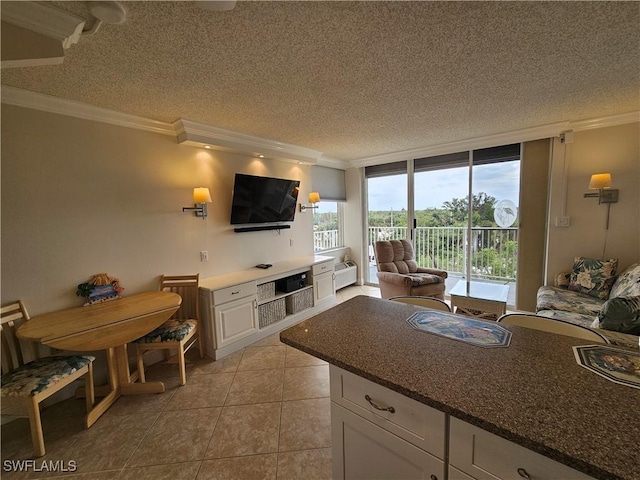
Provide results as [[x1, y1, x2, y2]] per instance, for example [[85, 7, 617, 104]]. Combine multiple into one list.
[[2, 1, 639, 161]]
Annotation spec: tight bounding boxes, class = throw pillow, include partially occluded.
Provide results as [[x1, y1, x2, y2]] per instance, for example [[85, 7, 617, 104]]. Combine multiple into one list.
[[568, 257, 618, 300], [594, 296, 640, 335]]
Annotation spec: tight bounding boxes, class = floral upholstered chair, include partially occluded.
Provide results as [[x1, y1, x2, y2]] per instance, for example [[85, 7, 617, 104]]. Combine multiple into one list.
[[1, 301, 95, 457]]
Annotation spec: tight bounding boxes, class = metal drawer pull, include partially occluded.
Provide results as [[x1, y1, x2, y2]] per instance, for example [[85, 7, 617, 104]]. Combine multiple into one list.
[[364, 394, 395, 413], [231, 290, 241, 295], [430, 476, 438, 480], [517, 468, 531, 479]]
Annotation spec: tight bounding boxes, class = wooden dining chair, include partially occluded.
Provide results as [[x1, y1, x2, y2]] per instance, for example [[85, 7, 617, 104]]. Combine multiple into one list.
[[1, 300, 95, 457], [134, 274, 203, 385], [497, 313, 610, 343], [389, 295, 452, 312]]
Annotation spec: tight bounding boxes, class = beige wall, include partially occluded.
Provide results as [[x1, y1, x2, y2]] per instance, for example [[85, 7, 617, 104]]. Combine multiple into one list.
[[546, 122, 640, 283], [1, 105, 316, 315]]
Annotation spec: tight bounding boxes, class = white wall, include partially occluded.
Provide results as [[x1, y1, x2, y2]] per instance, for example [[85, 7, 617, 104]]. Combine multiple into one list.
[[546, 122, 640, 282], [1, 105, 315, 315]]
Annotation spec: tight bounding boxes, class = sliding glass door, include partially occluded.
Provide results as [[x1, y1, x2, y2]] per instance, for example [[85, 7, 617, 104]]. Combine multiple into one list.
[[365, 145, 521, 306], [365, 162, 407, 283]]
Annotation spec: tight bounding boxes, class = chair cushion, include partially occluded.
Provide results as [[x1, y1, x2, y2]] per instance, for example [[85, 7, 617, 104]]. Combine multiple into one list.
[[568, 256, 618, 300], [536, 285, 605, 317], [1, 355, 94, 397], [610, 263, 640, 298], [407, 273, 444, 286], [135, 318, 197, 344]]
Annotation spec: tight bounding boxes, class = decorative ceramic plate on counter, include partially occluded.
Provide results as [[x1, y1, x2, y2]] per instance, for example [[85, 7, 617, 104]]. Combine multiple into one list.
[[573, 345, 640, 389], [406, 311, 511, 348]]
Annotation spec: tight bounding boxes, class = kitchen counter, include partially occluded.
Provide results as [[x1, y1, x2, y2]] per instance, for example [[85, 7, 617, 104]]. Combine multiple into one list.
[[279, 296, 639, 480]]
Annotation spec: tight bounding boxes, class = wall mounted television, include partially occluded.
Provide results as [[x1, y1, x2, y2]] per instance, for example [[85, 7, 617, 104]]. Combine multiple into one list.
[[230, 173, 300, 225]]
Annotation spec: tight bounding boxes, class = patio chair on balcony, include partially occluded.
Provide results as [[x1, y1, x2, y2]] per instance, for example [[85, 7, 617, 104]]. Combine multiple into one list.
[[374, 239, 448, 300]]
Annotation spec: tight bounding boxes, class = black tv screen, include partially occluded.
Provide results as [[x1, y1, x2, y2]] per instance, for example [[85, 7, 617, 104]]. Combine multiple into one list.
[[230, 174, 300, 224]]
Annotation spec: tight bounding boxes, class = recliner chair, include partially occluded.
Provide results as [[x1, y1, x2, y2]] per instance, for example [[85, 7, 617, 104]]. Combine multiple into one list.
[[374, 239, 448, 299]]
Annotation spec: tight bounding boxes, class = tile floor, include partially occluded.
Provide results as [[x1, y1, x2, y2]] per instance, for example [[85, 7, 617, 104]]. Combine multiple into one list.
[[1, 285, 381, 480]]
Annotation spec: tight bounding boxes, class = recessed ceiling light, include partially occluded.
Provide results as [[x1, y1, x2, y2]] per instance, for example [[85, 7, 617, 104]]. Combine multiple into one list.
[[258, 154, 265, 158], [203, 145, 211, 149]]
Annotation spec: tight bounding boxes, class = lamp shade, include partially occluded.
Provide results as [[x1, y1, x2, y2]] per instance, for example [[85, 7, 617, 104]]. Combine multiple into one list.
[[193, 187, 212, 203], [308, 192, 320, 203], [588, 173, 612, 190]]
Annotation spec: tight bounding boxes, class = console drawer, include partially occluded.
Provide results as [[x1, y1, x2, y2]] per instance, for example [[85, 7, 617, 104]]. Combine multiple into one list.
[[213, 281, 257, 305], [330, 365, 445, 459], [312, 260, 334, 276]]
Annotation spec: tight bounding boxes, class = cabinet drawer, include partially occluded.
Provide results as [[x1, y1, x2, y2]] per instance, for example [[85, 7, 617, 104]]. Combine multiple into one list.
[[449, 417, 596, 480], [330, 365, 445, 459], [213, 281, 257, 305], [332, 402, 445, 480], [312, 260, 334, 276]]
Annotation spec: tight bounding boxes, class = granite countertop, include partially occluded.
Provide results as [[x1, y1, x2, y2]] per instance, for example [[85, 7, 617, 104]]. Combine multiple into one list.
[[279, 295, 640, 480]]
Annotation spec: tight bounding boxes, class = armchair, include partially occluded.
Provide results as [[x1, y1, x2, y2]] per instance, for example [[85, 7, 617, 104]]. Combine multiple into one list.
[[374, 239, 448, 299]]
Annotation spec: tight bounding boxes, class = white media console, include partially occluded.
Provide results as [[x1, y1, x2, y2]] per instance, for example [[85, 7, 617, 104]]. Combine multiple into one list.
[[199, 255, 337, 359]]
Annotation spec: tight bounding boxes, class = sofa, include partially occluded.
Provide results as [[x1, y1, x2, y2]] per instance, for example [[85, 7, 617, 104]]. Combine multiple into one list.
[[536, 259, 640, 349]]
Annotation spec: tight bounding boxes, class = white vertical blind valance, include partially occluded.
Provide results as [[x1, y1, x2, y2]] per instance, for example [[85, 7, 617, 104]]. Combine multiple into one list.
[[311, 165, 347, 201]]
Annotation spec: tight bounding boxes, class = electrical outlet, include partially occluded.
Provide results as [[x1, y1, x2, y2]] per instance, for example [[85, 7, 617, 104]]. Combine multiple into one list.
[[290, 239, 294, 247], [555, 216, 570, 227], [200, 250, 209, 262]]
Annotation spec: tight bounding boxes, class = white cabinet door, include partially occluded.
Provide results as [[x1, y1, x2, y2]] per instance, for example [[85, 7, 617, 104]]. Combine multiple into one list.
[[449, 418, 596, 480], [313, 271, 335, 305], [332, 402, 445, 480], [214, 295, 258, 348]]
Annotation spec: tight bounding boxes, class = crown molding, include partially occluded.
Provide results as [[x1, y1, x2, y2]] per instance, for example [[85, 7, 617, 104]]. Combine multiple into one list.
[[348, 122, 570, 168], [568, 111, 640, 132], [1, 86, 176, 136], [3, 87, 637, 169], [174, 119, 323, 165], [348, 111, 640, 168], [1, 2, 86, 49]]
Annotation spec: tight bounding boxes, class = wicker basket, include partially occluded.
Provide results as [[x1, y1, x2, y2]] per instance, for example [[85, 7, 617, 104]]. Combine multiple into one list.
[[258, 297, 286, 328], [285, 287, 314, 314], [257, 282, 275, 301]]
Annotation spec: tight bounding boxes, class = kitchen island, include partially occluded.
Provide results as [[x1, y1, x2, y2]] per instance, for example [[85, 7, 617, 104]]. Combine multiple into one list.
[[280, 296, 639, 480]]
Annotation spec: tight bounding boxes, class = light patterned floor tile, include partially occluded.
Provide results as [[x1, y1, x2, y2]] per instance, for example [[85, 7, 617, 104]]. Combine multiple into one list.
[[127, 408, 221, 467], [197, 454, 277, 480], [282, 365, 330, 400], [237, 346, 286, 372], [279, 398, 331, 452], [165, 373, 234, 410], [191, 349, 244, 375], [284, 346, 327, 367], [225, 369, 284, 406], [120, 462, 201, 480], [204, 402, 281, 459], [276, 448, 332, 480]]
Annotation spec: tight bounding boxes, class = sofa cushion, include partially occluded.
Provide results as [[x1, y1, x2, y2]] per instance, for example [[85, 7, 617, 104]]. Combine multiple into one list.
[[568, 257, 618, 300], [536, 286, 604, 317], [592, 296, 640, 335], [610, 263, 640, 298]]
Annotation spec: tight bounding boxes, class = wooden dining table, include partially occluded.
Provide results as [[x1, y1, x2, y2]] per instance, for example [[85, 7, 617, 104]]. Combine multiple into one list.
[[17, 291, 181, 427]]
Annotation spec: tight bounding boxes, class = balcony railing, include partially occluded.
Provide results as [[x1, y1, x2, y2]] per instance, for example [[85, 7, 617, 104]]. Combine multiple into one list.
[[368, 226, 518, 282], [313, 229, 340, 252], [314, 226, 518, 282]]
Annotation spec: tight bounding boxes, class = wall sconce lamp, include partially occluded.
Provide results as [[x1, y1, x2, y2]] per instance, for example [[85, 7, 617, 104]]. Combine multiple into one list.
[[583, 173, 619, 229], [300, 192, 320, 212], [182, 187, 212, 219]]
